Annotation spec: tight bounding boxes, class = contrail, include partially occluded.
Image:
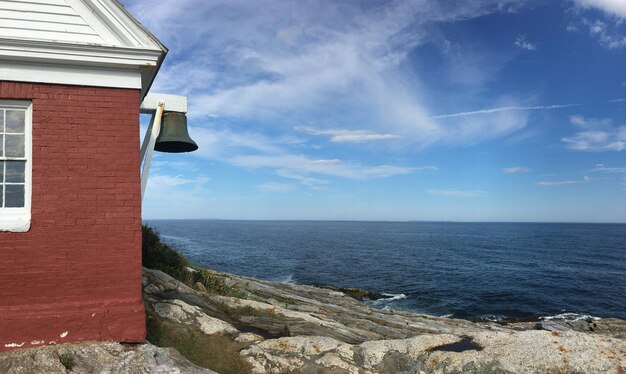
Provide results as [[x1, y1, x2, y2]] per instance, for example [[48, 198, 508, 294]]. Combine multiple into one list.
[[430, 104, 580, 119]]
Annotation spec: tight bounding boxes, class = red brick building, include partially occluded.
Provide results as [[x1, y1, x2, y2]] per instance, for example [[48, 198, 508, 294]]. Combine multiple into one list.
[[0, 0, 166, 350]]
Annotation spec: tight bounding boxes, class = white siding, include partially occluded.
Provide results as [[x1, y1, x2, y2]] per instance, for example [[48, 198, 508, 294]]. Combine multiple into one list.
[[0, 0, 105, 44]]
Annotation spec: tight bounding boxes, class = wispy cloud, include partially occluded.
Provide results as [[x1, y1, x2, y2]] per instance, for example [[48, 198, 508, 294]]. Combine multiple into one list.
[[275, 169, 328, 187], [503, 166, 531, 174], [586, 19, 626, 49], [573, 0, 626, 18], [126, 0, 536, 148], [562, 115, 626, 151], [257, 183, 294, 193], [148, 174, 209, 187], [514, 35, 537, 50], [569, 7, 626, 49], [534, 180, 578, 186], [188, 125, 424, 183], [609, 98, 626, 103], [535, 176, 590, 186], [427, 189, 486, 197], [430, 104, 578, 119], [295, 126, 400, 143], [593, 164, 626, 173], [230, 154, 423, 180]]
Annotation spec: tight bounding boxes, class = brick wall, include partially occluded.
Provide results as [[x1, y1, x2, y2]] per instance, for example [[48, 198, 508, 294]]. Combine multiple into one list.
[[0, 81, 145, 351]]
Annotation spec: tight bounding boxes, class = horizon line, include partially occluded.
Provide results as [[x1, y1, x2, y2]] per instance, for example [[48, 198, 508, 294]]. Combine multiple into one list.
[[142, 218, 626, 225]]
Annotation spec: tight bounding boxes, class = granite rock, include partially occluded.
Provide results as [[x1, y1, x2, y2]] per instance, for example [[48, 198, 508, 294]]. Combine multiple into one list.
[[0, 341, 214, 374]]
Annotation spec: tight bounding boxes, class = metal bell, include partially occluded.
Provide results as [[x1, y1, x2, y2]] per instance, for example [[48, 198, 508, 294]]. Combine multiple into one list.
[[155, 112, 199, 153]]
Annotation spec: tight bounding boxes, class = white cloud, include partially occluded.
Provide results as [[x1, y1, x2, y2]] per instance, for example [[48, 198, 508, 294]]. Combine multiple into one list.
[[414, 166, 440, 171], [593, 163, 626, 173], [257, 183, 294, 193], [534, 176, 590, 186], [427, 189, 486, 197], [572, 15, 626, 49], [231, 154, 420, 180], [562, 115, 626, 151], [574, 0, 626, 18], [295, 126, 400, 143], [183, 124, 424, 185], [566, 24, 579, 32], [503, 166, 531, 174], [569, 115, 612, 129], [535, 180, 578, 186], [148, 174, 209, 187], [514, 35, 537, 50], [275, 169, 328, 187], [609, 98, 626, 103], [362, 165, 419, 177], [124, 0, 536, 148]]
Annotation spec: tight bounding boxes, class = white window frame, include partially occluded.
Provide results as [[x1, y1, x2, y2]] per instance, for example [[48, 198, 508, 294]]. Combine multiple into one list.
[[0, 100, 32, 232]]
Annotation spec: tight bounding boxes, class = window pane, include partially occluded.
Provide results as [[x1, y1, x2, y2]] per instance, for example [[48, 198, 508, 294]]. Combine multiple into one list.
[[5, 161, 25, 183], [5, 135, 24, 157], [6, 110, 25, 133], [0, 161, 3, 182], [0, 110, 4, 132], [0, 185, 3, 207], [5, 184, 24, 207], [0, 134, 3, 157]]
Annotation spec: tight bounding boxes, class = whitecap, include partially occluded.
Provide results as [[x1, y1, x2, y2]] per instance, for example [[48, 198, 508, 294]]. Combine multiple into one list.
[[275, 274, 296, 284], [367, 293, 407, 308], [478, 314, 505, 322], [379, 293, 408, 302], [540, 312, 600, 322]]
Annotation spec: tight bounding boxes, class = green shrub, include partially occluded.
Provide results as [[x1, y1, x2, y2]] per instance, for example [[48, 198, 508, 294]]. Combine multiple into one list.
[[237, 305, 258, 316], [59, 354, 75, 370], [142, 225, 190, 281], [142, 225, 246, 299]]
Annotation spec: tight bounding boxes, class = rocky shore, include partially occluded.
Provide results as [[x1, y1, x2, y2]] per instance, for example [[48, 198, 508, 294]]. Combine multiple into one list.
[[139, 267, 625, 373], [1, 226, 625, 374], [0, 266, 625, 373], [0, 265, 624, 373]]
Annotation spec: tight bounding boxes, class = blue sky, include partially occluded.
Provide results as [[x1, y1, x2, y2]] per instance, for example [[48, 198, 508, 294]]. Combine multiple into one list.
[[124, 0, 626, 222]]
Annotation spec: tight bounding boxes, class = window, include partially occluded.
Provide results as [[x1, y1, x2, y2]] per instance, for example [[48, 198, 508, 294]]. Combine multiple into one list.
[[0, 101, 32, 232]]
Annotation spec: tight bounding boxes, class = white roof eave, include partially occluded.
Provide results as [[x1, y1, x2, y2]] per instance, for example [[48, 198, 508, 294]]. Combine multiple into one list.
[[0, 0, 167, 100]]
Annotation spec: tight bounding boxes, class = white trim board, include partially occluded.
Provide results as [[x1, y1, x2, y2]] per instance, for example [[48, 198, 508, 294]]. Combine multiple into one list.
[[0, 61, 142, 90], [140, 94, 187, 114]]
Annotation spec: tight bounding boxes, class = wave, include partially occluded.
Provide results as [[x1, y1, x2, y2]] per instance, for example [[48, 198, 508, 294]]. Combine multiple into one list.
[[275, 274, 296, 284], [367, 293, 407, 309], [470, 312, 602, 323], [478, 314, 507, 322], [161, 235, 196, 245], [379, 293, 408, 302], [540, 312, 600, 322]]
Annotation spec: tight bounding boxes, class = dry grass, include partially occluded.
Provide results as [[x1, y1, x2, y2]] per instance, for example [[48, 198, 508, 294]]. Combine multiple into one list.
[[146, 315, 253, 374]]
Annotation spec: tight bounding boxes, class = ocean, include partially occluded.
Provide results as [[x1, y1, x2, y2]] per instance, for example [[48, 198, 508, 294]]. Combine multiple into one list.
[[144, 220, 626, 321]]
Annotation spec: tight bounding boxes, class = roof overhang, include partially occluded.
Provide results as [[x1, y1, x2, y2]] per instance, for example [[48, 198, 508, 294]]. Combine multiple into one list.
[[0, 0, 167, 99]]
